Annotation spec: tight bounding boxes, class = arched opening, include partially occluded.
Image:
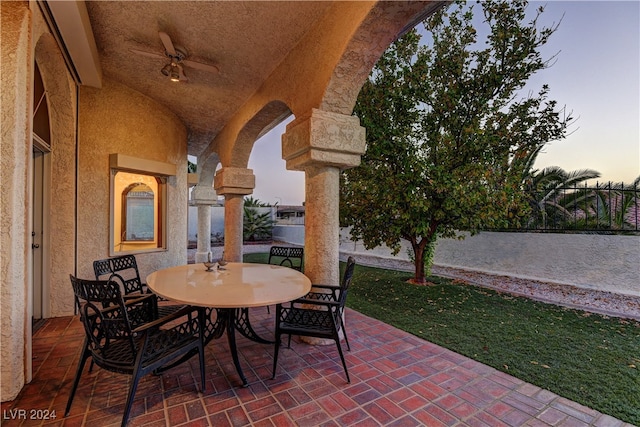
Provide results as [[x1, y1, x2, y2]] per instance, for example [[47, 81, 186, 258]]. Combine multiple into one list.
[[31, 62, 51, 328], [248, 115, 304, 206]]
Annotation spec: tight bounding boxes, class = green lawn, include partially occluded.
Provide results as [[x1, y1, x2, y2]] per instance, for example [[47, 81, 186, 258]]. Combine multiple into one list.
[[244, 253, 640, 424]]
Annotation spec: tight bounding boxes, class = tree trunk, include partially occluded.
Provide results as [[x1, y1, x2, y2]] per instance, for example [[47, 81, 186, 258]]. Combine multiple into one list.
[[410, 226, 438, 284], [412, 240, 426, 284]]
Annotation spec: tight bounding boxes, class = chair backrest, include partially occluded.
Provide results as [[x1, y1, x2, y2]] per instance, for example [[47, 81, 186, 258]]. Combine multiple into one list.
[[70, 275, 136, 360], [338, 257, 357, 306], [93, 259, 112, 280], [268, 246, 304, 271], [93, 254, 145, 295]]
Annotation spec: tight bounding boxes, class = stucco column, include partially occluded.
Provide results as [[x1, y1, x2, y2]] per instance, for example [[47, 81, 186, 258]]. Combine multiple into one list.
[[282, 109, 365, 346], [190, 185, 218, 262], [304, 166, 341, 284], [214, 167, 255, 262], [282, 108, 366, 285]]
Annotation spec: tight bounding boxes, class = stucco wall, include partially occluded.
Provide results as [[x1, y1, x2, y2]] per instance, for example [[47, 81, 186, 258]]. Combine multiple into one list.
[[341, 231, 640, 297], [273, 225, 305, 245], [433, 232, 640, 297], [272, 227, 640, 297], [1, 0, 81, 401], [77, 78, 188, 308], [1, 1, 31, 402], [34, 30, 79, 318]]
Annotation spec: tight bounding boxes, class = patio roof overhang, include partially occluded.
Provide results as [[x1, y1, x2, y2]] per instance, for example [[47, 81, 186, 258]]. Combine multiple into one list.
[[44, 0, 446, 159]]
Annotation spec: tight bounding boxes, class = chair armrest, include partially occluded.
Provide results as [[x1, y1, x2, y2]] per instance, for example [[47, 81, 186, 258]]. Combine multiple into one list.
[[123, 293, 156, 306], [310, 284, 340, 291], [94, 294, 155, 317], [132, 305, 200, 335], [300, 291, 337, 302], [303, 284, 341, 302], [291, 297, 340, 308]]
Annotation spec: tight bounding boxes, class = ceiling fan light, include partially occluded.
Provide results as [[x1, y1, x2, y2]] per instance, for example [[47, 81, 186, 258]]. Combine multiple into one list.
[[161, 63, 172, 76], [169, 64, 180, 82]]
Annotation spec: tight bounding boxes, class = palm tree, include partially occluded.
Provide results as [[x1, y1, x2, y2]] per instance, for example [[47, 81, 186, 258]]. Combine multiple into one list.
[[188, 160, 197, 173], [523, 166, 601, 229], [583, 176, 640, 231], [243, 206, 276, 241], [244, 196, 271, 207], [242, 196, 278, 241]]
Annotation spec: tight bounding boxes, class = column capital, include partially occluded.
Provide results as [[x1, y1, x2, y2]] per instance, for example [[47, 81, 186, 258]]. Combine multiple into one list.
[[190, 185, 218, 205], [282, 108, 366, 171], [214, 167, 255, 196]]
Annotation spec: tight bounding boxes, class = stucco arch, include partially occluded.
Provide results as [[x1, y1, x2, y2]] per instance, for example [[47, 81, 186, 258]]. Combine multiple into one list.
[[197, 100, 290, 189], [33, 33, 78, 317], [228, 100, 291, 168], [207, 2, 442, 171], [197, 152, 220, 187], [319, 2, 442, 115]]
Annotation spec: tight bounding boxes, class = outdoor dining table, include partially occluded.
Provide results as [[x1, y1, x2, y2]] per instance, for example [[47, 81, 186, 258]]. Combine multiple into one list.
[[146, 262, 312, 386]]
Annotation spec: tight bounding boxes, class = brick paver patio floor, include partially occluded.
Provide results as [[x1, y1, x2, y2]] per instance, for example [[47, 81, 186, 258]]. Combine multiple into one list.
[[1, 307, 633, 426]]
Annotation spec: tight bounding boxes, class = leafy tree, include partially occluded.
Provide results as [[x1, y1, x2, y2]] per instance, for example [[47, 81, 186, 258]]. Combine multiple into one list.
[[341, 1, 572, 283]]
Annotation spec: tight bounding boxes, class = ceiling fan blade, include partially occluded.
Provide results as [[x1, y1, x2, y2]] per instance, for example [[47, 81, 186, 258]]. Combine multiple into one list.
[[158, 31, 176, 56], [183, 59, 219, 74], [130, 48, 165, 60]]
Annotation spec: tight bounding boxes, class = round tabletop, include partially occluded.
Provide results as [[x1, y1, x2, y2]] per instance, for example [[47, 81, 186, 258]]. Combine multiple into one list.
[[146, 263, 312, 308]]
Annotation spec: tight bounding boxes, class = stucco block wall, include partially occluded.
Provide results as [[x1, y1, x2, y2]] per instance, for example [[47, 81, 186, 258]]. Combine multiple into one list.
[[77, 78, 188, 307], [273, 225, 305, 246], [269, 228, 640, 297], [433, 232, 640, 297]]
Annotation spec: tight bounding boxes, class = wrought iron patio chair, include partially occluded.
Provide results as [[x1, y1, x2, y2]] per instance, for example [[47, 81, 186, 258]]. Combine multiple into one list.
[[66, 275, 205, 427], [268, 246, 304, 271], [272, 256, 356, 383], [93, 254, 149, 295], [93, 254, 185, 317], [265, 246, 305, 313]]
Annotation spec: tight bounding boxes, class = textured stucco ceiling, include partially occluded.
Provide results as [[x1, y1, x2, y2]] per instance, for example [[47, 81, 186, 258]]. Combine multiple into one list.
[[83, 1, 333, 156]]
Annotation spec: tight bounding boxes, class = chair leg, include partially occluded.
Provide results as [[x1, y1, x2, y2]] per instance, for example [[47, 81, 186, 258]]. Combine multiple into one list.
[[64, 347, 91, 417], [342, 330, 351, 352], [198, 309, 206, 392], [339, 317, 351, 351], [198, 342, 206, 392], [272, 333, 281, 379], [121, 370, 143, 427], [334, 339, 350, 383], [331, 316, 351, 383]]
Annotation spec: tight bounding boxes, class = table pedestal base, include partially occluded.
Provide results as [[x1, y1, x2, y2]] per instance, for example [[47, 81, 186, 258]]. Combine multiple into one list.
[[203, 307, 273, 386]]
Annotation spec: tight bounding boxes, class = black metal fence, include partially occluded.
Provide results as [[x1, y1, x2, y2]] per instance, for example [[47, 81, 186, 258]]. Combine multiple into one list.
[[506, 181, 639, 233]]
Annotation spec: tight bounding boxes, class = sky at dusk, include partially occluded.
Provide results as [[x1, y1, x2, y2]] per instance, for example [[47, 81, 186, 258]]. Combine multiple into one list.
[[247, 1, 639, 206]]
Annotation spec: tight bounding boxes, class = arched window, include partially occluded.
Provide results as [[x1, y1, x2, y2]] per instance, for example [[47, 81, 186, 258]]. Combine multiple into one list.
[[111, 169, 166, 254], [122, 183, 155, 241], [33, 62, 51, 148]]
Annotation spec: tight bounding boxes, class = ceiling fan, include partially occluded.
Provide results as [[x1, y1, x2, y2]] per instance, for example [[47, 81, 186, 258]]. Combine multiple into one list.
[[130, 32, 219, 82]]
